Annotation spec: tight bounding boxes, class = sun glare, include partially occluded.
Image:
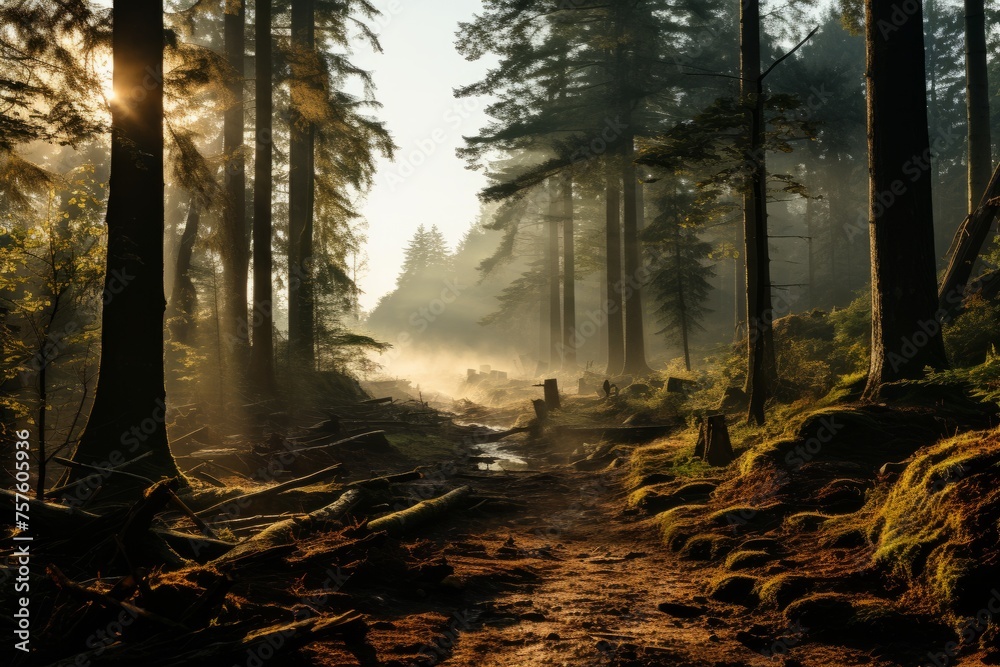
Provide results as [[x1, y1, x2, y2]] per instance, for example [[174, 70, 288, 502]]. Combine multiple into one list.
[[96, 54, 114, 101]]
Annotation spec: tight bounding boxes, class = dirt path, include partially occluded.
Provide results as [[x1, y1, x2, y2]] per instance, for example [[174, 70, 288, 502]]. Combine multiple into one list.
[[355, 451, 791, 667]]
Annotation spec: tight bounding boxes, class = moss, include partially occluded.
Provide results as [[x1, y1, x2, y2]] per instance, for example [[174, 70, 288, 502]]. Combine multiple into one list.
[[707, 503, 784, 532], [757, 573, 811, 610], [679, 533, 735, 561], [724, 549, 774, 571], [626, 484, 674, 513], [864, 429, 1000, 613], [625, 436, 712, 491], [785, 593, 935, 646], [738, 537, 781, 552], [784, 512, 833, 532], [708, 574, 758, 606], [386, 432, 459, 461], [655, 505, 703, 550]]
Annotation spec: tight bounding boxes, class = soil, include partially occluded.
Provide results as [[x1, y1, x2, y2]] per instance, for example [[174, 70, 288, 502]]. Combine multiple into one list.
[[301, 433, 904, 667]]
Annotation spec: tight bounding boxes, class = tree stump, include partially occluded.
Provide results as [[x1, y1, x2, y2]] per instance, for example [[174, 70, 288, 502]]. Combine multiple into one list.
[[532, 399, 549, 421], [703, 414, 734, 467], [543, 378, 561, 410]]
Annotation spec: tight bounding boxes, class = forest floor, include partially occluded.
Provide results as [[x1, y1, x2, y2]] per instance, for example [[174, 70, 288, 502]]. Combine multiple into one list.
[[10, 381, 998, 667], [328, 422, 902, 667]]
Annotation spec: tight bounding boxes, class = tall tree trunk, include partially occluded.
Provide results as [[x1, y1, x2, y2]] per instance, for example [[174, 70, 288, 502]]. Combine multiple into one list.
[[71, 0, 180, 493], [37, 361, 46, 498], [863, 0, 949, 398], [547, 179, 562, 367], [249, 0, 275, 390], [741, 0, 777, 425], [605, 163, 624, 376], [562, 174, 577, 369], [675, 222, 691, 372], [168, 198, 199, 346], [965, 0, 991, 214], [620, 136, 652, 376], [222, 0, 249, 374], [288, 0, 316, 371]]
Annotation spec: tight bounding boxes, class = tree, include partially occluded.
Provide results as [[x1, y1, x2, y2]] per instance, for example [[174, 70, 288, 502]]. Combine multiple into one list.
[[221, 0, 250, 373], [964, 0, 991, 213], [70, 0, 182, 494], [645, 182, 716, 371], [249, 0, 276, 391], [0, 168, 105, 498], [863, 0, 949, 397], [287, 0, 316, 370]]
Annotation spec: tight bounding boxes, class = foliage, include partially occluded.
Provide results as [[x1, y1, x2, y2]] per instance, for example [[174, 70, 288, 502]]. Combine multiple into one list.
[[0, 163, 105, 443], [942, 296, 1000, 367]]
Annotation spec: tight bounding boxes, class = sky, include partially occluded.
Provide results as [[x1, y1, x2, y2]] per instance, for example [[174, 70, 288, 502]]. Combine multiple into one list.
[[349, 0, 494, 311]]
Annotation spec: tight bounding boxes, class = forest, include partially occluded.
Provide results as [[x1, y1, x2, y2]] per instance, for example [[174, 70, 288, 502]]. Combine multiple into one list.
[[3, 0, 1000, 665]]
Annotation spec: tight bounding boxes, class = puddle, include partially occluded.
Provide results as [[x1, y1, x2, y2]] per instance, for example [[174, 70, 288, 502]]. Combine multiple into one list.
[[472, 440, 529, 471]]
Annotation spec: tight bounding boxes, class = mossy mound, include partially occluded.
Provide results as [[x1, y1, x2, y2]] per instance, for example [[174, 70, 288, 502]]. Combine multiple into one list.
[[706, 503, 785, 532], [783, 512, 832, 532], [708, 574, 758, 606], [655, 504, 705, 550], [738, 537, 782, 552], [811, 477, 869, 514], [864, 429, 1000, 614], [757, 573, 812, 610], [724, 549, 774, 571], [628, 480, 717, 515], [784, 593, 942, 646], [678, 533, 735, 561]]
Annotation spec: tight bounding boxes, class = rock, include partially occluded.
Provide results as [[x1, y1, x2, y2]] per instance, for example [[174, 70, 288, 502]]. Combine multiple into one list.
[[545, 632, 561, 641], [657, 602, 705, 618], [519, 611, 546, 622]]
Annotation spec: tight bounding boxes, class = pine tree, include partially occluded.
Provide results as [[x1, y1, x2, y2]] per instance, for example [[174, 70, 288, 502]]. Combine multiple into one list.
[[70, 0, 183, 496], [863, 0, 950, 397]]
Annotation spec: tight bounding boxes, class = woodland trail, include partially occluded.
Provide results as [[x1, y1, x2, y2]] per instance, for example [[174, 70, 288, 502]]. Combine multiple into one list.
[[345, 429, 900, 667]]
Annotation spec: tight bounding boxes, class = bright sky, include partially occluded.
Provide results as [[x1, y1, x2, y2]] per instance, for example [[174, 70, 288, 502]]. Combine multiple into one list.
[[350, 0, 494, 311]]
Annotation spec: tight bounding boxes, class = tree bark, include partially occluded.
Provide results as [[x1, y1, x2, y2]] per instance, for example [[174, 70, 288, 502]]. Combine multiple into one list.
[[605, 164, 624, 376], [248, 0, 275, 390], [621, 136, 652, 376], [863, 0, 949, 398], [741, 0, 777, 425], [547, 178, 562, 368], [965, 0, 991, 214], [562, 174, 577, 369], [168, 198, 199, 346], [221, 0, 249, 374], [288, 0, 316, 371], [71, 0, 181, 492]]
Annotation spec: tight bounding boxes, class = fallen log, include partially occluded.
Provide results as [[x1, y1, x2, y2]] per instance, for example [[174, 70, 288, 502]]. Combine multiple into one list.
[[289, 430, 386, 452], [45, 451, 154, 497], [153, 529, 237, 562], [0, 489, 101, 532], [47, 564, 186, 630], [555, 423, 680, 443], [346, 469, 422, 489], [42, 612, 367, 667], [366, 486, 472, 536], [211, 488, 371, 564], [468, 427, 530, 443], [939, 161, 1000, 318], [195, 463, 344, 517]]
